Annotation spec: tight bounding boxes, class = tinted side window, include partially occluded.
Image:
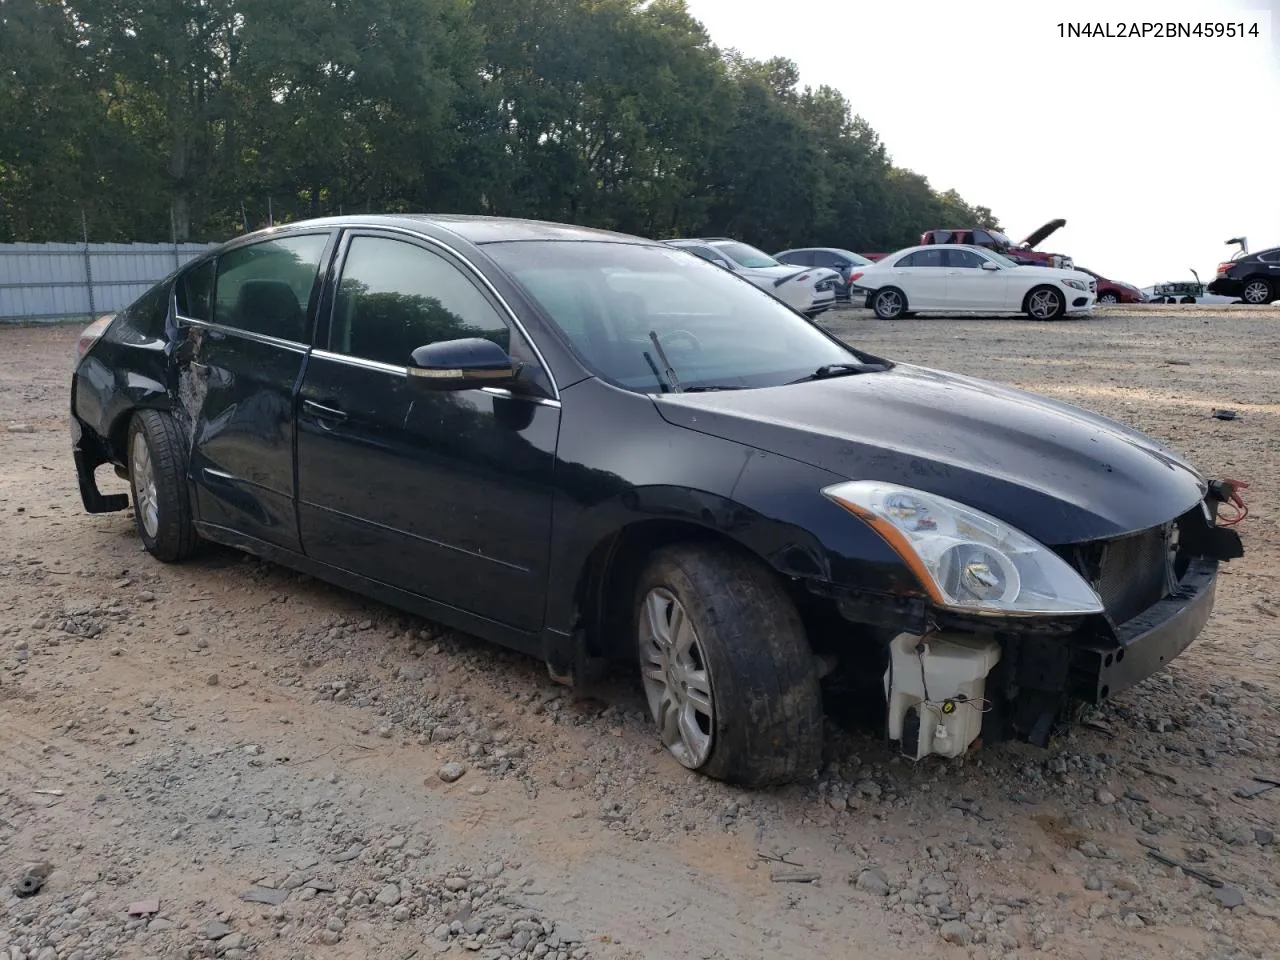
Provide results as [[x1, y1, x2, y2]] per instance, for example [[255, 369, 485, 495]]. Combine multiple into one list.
[[212, 234, 329, 342], [123, 280, 172, 337], [784, 250, 816, 266], [946, 249, 986, 268], [899, 250, 945, 268], [331, 236, 511, 367], [175, 259, 215, 322]]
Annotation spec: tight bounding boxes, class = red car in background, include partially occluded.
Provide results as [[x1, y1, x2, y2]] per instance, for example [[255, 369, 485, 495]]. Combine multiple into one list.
[[917, 220, 1074, 270], [1074, 267, 1145, 304]]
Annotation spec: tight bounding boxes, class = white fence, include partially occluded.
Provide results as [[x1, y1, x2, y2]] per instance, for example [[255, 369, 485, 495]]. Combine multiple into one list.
[[0, 242, 219, 324]]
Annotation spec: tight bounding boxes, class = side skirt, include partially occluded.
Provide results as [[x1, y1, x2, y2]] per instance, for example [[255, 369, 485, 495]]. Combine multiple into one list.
[[194, 522, 545, 659]]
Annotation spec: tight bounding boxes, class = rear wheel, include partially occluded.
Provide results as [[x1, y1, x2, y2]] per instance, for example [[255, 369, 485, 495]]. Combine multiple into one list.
[[1242, 278, 1274, 305], [127, 410, 198, 562], [1180, 296, 1196, 304], [1026, 285, 1065, 320], [634, 543, 822, 786], [872, 287, 906, 320]]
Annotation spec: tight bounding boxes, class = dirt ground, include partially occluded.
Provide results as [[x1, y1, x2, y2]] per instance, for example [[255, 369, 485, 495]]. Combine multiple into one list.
[[2, 304, 1279, 960]]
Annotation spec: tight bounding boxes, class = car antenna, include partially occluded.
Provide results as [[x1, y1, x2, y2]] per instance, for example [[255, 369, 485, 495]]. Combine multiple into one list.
[[645, 330, 683, 393]]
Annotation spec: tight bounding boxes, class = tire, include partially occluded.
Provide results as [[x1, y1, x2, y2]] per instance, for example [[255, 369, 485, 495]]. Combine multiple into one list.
[[127, 410, 198, 563], [872, 287, 907, 320], [1242, 277, 1274, 305], [1180, 296, 1196, 304], [633, 543, 823, 787], [1098, 292, 1118, 304], [1025, 285, 1065, 320]]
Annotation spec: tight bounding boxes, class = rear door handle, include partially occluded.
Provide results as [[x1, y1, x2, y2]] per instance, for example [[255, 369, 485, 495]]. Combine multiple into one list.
[[302, 400, 348, 422]]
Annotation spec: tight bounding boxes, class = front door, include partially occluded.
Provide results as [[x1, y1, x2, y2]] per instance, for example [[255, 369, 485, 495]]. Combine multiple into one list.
[[944, 247, 1009, 311], [173, 231, 333, 551], [296, 231, 561, 635]]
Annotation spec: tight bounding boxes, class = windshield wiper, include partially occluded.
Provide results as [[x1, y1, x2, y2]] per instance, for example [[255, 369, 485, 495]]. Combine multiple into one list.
[[682, 384, 747, 392], [786, 361, 889, 384], [643, 330, 683, 393]]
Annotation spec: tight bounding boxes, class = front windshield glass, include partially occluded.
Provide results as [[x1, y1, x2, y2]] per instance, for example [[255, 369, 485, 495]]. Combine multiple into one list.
[[834, 248, 873, 266], [483, 240, 859, 393], [710, 241, 780, 268], [975, 247, 1019, 269]]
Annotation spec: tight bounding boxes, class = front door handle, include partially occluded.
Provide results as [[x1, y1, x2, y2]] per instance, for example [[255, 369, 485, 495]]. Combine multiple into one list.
[[302, 399, 348, 422]]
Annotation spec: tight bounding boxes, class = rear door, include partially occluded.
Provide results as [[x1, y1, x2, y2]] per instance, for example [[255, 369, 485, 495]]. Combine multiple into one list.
[[173, 231, 334, 551], [295, 230, 560, 634], [891, 249, 948, 308]]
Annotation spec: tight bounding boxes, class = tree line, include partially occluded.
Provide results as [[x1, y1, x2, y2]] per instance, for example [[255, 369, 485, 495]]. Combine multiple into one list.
[[0, 0, 1000, 251]]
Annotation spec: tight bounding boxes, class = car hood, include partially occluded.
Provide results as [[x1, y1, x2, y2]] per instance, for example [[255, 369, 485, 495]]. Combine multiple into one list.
[[653, 364, 1207, 546], [1020, 218, 1067, 249]]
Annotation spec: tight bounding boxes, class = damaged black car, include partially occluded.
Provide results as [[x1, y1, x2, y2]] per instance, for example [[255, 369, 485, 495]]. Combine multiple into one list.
[[69, 215, 1246, 786]]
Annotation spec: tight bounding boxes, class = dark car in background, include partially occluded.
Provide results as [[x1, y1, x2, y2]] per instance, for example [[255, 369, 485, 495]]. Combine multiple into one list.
[[70, 214, 1244, 786], [922, 220, 1074, 270], [1074, 267, 1145, 304], [775, 247, 874, 302], [1208, 246, 1280, 304]]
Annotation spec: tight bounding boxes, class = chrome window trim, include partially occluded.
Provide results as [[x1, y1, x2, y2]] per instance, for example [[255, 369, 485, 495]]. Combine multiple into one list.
[[331, 225, 562, 401], [173, 315, 309, 353], [308, 349, 561, 408]]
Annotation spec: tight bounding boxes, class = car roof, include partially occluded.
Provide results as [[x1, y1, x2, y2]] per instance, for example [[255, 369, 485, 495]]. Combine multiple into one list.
[[229, 214, 648, 247]]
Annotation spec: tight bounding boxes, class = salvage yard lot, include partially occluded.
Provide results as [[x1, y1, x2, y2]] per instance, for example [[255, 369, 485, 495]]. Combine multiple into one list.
[[2, 305, 1279, 960]]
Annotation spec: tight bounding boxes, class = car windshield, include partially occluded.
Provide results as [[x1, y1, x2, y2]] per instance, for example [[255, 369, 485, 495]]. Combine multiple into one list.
[[710, 241, 780, 268], [833, 249, 873, 266], [484, 240, 860, 393]]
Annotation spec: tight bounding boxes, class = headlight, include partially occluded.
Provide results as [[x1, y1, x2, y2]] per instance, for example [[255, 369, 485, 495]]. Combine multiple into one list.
[[1061, 278, 1088, 291], [821, 481, 1104, 616]]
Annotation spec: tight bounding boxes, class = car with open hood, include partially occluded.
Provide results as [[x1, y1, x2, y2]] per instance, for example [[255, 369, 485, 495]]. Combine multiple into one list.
[[850, 243, 1097, 319], [69, 214, 1245, 786], [661, 237, 839, 316], [922, 219, 1074, 270]]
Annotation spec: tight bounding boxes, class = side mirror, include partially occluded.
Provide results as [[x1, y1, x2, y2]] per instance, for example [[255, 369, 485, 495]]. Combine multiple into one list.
[[981, 261, 1000, 271], [834, 261, 850, 270], [408, 337, 520, 391]]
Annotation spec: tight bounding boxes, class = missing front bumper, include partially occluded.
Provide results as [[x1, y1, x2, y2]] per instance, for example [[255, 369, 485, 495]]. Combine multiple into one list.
[[1069, 556, 1218, 703]]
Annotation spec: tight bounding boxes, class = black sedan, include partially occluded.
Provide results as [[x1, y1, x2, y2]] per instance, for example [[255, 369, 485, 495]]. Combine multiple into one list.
[[70, 215, 1245, 786], [1208, 246, 1280, 304]]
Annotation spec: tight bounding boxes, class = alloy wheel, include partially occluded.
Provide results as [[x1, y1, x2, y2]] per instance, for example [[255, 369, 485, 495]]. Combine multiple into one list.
[[1028, 289, 1062, 319], [638, 587, 715, 769], [1243, 280, 1272, 305], [130, 431, 160, 539]]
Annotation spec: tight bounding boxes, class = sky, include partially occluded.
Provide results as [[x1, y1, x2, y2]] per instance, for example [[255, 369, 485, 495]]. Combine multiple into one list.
[[683, 0, 1279, 287]]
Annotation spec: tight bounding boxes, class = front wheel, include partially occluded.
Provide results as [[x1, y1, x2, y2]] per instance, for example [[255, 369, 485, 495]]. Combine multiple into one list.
[[1026, 285, 1065, 320], [634, 544, 823, 787], [1098, 292, 1118, 304], [127, 410, 198, 562]]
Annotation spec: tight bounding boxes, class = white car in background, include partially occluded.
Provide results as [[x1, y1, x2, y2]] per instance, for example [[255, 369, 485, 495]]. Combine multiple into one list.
[[850, 244, 1098, 320], [662, 238, 840, 317]]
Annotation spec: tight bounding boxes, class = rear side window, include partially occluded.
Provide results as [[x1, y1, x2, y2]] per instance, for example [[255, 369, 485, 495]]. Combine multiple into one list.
[[212, 234, 330, 342], [780, 250, 815, 266], [898, 249, 945, 268], [121, 281, 172, 338], [175, 259, 215, 322], [329, 236, 511, 367]]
